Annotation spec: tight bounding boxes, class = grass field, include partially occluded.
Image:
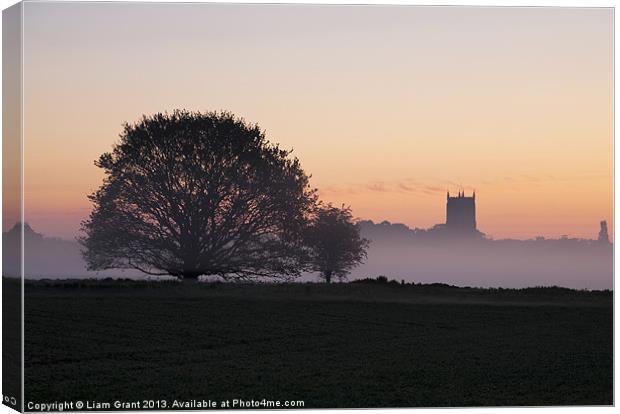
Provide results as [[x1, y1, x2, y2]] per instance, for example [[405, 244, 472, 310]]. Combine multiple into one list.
[[23, 280, 612, 408]]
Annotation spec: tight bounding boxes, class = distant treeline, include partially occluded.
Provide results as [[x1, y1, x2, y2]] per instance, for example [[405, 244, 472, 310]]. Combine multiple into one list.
[[350, 276, 612, 296], [14, 276, 611, 296]]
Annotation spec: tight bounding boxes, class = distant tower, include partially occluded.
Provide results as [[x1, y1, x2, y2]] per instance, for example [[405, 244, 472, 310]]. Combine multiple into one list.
[[446, 191, 476, 233], [598, 220, 609, 243]]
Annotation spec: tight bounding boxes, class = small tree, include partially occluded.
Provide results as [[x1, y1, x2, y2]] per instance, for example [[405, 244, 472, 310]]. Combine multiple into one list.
[[304, 204, 369, 283], [80, 110, 316, 281]]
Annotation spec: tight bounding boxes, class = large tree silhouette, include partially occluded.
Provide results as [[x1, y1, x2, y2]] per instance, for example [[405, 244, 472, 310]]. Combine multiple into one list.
[[80, 110, 316, 281], [304, 204, 369, 283]]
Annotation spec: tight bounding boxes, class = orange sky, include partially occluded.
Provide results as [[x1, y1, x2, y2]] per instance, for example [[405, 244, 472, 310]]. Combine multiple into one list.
[[13, 3, 613, 240]]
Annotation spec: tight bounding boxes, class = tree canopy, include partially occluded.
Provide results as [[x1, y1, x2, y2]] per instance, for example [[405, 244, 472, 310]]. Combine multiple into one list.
[[80, 110, 317, 281]]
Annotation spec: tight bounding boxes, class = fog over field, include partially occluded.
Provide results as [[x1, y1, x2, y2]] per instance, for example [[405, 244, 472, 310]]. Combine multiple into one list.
[[4, 221, 612, 290], [351, 221, 612, 290]]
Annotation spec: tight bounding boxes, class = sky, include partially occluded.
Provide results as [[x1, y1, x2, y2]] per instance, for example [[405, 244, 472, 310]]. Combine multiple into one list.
[[13, 3, 613, 240]]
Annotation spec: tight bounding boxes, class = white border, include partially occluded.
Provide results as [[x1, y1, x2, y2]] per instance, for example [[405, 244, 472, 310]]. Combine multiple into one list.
[[0, 1, 616, 414]]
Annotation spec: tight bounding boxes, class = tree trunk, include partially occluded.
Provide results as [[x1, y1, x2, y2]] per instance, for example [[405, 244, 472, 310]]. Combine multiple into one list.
[[182, 277, 200, 284], [181, 269, 201, 282], [324, 271, 332, 284]]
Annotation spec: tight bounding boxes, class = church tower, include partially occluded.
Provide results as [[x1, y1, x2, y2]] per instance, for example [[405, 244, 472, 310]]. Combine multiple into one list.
[[446, 191, 477, 233], [598, 220, 610, 244]]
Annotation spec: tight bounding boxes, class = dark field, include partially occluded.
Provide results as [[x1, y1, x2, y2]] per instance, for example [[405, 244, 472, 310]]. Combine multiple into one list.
[[24, 281, 613, 408]]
